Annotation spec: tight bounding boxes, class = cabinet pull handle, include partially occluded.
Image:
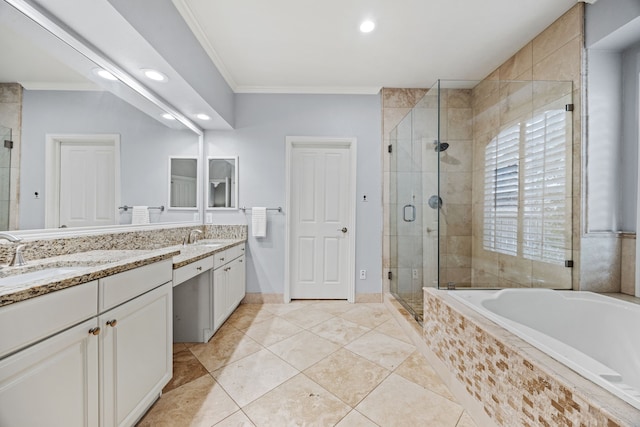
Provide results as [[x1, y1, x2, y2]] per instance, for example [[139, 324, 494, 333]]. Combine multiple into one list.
[[89, 327, 101, 336], [239, 259, 243, 263], [196, 266, 202, 271], [220, 257, 225, 261], [106, 319, 118, 327], [241, 247, 245, 251]]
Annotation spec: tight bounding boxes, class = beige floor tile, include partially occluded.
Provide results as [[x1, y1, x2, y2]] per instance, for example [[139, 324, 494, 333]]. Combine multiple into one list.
[[356, 374, 464, 427], [241, 315, 303, 346], [212, 348, 298, 407], [225, 306, 274, 330], [335, 410, 380, 427], [374, 318, 413, 344], [280, 307, 335, 328], [307, 300, 356, 315], [163, 347, 209, 393], [394, 351, 455, 401], [304, 348, 390, 407], [137, 375, 239, 427], [243, 374, 350, 426], [213, 410, 255, 427], [456, 411, 478, 427], [309, 317, 370, 346], [261, 301, 315, 315], [267, 330, 340, 371], [189, 326, 263, 372], [339, 305, 391, 329], [345, 331, 415, 370]]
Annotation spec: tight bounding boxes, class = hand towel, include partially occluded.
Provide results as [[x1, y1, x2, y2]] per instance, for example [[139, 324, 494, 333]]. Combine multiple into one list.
[[252, 207, 267, 237], [131, 206, 150, 225]]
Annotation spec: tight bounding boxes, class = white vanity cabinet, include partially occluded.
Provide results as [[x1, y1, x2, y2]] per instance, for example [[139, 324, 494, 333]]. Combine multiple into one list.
[[0, 317, 100, 427], [213, 245, 246, 331], [0, 258, 173, 427]]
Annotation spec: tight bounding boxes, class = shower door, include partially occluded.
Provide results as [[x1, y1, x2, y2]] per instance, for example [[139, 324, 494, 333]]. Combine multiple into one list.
[[389, 84, 439, 322], [0, 125, 11, 230]]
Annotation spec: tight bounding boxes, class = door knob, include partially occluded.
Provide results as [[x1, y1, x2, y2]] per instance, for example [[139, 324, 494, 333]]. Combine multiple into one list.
[[340, 227, 348, 233]]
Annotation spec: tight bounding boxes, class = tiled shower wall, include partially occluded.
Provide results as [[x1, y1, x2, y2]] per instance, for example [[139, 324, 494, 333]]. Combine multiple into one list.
[[0, 83, 21, 231]]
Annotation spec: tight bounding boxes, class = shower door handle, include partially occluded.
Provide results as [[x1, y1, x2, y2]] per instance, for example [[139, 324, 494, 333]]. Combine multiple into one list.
[[403, 204, 416, 222]]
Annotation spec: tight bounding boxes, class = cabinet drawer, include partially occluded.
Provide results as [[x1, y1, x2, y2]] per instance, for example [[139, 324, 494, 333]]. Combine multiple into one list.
[[227, 243, 245, 261], [213, 249, 230, 269], [0, 281, 98, 359], [99, 259, 172, 312], [173, 256, 213, 286]]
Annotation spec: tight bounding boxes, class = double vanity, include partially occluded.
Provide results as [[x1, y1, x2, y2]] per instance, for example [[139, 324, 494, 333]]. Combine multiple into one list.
[[0, 234, 246, 427]]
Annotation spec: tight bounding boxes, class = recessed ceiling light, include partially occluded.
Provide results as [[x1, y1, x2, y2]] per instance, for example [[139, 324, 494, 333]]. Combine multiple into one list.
[[93, 68, 118, 81], [142, 69, 168, 82], [161, 113, 175, 120], [360, 20, 375, 33], [196, 113, 211, 120]]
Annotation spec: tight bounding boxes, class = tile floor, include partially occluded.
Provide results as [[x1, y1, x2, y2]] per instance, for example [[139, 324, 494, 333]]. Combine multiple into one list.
[[137, 301, 478, 427]]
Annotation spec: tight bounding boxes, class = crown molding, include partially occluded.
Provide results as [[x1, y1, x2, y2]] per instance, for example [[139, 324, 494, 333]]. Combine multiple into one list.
[[234, 85, 382, 95]]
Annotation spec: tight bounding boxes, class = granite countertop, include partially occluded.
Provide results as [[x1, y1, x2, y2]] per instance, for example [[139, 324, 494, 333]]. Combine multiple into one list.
[[0, 238, 245, 308], [171, 239, 245, 269]]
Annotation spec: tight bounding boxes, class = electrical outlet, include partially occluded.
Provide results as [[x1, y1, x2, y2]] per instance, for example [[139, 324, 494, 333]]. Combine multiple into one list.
[[206, 213, 213, 223], [359, 269, 366, 280], [412, 269, 418, 279], [193, 212, 199, 221]]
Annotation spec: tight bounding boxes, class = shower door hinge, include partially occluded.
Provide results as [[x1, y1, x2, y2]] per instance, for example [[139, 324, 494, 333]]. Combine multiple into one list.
[[565, 260, 574, 268], [3, 140, 13, 149], [387, 271, 392, 280], [388, 144, 392, 154], [565, 104, 574, 112]]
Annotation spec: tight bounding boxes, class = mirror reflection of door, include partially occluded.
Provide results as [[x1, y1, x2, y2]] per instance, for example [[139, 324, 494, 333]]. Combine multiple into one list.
[[207, 158, 237, 209], [50, 135, 120, 229], [169, 158, 198, 208]]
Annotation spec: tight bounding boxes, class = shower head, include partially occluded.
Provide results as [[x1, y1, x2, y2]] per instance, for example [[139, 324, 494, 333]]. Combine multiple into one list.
[[433, 141, 449, 152]]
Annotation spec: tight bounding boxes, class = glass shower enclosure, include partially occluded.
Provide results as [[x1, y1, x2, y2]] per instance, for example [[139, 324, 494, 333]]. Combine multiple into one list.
[[389, 80, 574, 323]]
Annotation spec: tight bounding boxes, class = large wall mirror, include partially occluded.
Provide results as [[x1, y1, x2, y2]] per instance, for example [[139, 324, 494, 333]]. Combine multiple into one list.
[[207, 157, 238, 209], [0, 0, 202, 232]]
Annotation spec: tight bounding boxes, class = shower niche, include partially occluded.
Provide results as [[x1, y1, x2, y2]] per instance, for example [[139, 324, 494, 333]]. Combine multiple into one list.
[[207, 157, 238, 209]]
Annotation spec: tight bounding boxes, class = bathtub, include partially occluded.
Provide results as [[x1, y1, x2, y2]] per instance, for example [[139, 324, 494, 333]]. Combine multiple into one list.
[[449, 289, 640, 411]]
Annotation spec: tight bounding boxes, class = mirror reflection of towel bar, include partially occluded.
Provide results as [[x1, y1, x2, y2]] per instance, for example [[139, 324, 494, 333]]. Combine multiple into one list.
[[240, 207, 282, 213], [119, 205, 165, 212]]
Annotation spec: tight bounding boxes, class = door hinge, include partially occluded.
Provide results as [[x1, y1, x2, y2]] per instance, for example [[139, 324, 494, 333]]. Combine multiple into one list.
[[388, 144, 392, 153], [565, 260, 574, 268], [4, 140, 13, 149], [387, 271, 392, 280], [565, 104, 574, 112]]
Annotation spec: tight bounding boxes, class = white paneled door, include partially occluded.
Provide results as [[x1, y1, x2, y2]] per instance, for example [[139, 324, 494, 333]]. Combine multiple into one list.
[[288, 139, 355, 300], [59, 142, 117, 228]]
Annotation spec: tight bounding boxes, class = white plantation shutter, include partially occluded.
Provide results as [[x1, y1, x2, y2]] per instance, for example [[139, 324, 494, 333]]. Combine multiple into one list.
[[523, 110, 567, 264], [483, 124, 520, 256], [483, 109, 568, 264]]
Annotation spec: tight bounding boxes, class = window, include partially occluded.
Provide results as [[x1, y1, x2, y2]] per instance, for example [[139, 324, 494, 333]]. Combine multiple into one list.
[[483, 109, 568, 264]]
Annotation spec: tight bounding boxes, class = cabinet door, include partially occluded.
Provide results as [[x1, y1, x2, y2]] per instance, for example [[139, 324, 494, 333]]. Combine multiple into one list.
[[213, 266, 228, 331], [0, 318, 99, 427], [100, 282, 172, 427], [228, 256, 246, 309]]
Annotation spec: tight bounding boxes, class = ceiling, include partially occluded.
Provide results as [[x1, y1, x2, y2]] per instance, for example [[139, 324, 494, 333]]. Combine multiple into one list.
[[173, 0, 581, 94], [1, 0, 584, 130]]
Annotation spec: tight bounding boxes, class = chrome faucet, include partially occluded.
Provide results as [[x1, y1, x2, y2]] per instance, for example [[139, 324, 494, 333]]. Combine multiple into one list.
[[8, 245, 26, 267], [186, 229, 203, 244], [0, 232, 22, 243], [0, 233, 26, 267]]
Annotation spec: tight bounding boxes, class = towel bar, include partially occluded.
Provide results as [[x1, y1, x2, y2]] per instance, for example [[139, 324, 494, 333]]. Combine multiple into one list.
[[119, 205, 165, 212], [240, 207, 282, 213]]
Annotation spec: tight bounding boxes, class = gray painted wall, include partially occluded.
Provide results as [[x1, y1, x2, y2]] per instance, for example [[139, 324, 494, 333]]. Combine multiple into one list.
[[205, 93, 383, 297], [621, 42, 640, 231], [586, 0, 640, 47], [20, 90, 199, 230]]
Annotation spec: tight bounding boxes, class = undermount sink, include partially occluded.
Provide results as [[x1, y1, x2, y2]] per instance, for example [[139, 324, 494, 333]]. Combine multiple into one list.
[[0, 267, 87, 287], [194, 241, 222, 248]]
